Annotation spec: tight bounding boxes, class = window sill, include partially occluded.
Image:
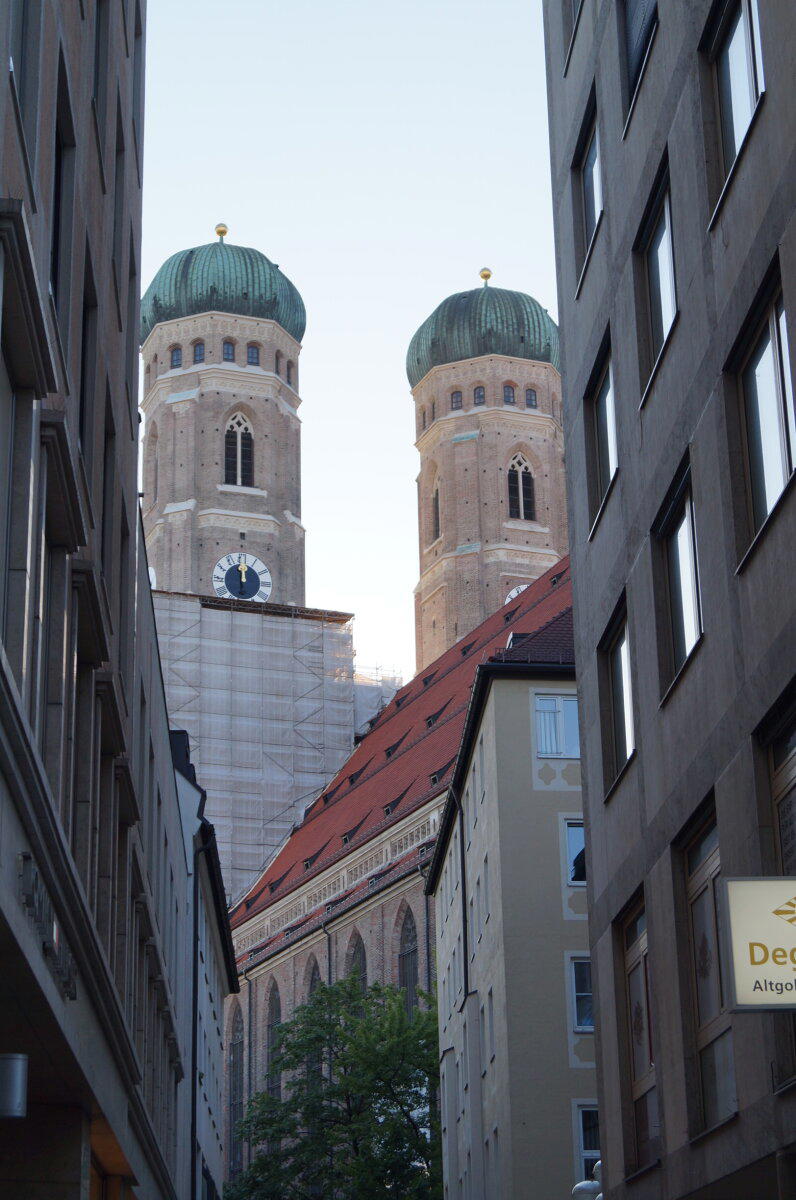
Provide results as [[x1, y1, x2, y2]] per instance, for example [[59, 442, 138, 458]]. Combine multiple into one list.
[[217, 483, 268, 498], [587, 470, 619, 542], [658, 632, 704, 709], [568, 881, 587, 890], [624, 1158, 661, 1184], [708, 93, 766, 233], [574, 1026, 594, 1036], [639, 310, 679, 411], [735, 470, 796, 575], [604, 749, 637, 803], [563, 0, 586, 77], [689, 1109, 738, 1145], [773, 1071, 796, 1097], [621, 20, 659, 142], [574, 210, 604, 301]]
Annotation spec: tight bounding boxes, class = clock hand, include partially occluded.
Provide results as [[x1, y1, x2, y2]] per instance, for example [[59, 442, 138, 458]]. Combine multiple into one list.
[[237, 561, 248, 592]]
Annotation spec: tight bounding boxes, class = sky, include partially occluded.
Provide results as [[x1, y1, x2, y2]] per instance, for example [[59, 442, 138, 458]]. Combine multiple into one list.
[[141, 0, 557, 682]]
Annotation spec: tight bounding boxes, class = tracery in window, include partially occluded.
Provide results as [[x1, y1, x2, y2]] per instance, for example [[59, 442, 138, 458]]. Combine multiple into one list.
[[224, 413, 254, 487], [507, 454, 535, 520], [348, 930, 367, 995]]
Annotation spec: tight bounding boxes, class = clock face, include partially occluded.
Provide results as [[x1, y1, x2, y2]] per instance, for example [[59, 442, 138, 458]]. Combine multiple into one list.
[[212, 552, 273, 603], [505, 583, 530, 604]]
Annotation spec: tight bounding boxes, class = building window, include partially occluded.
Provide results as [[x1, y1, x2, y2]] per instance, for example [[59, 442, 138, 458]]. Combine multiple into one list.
[[711, 0, 764, 181], [247, 344, 260, 365], [507, 454, 535, 521], [622, 903, 658, 1170], [578, 1107, 601, 1182], [287, 360, 294, 386], [666, 486, 701, 671], [224, 413, 254, 487], [642, 184, 677, 369], [431, 400, 436, 421], [474, 386, 485, 406], [739, 293, 794, 534], [623, 0, 658, 101], [536, 694, 580, 758], [572, 960, 594, 1031], [604, 614, 635, 779], [525, 387, 537, 408], [266, 984, 282, 1100], [684, 819, 736, 1129], [579, 116, 602, 250], [590, 357, 618, 511], [399, 908, 419, 1014], [503, 384, 516, 405], [565, 820, 586, 885], [170, 346, 182, 369], [451, 390, 463, 410], [349, 931, 367, 995], [223, 340, 235, 362], [432, 488, 440, 541], [771, 715, 796, 876], [193, 341, 205, 364], [274, 349, 282, 376], [228, 1005, 245, 1178]]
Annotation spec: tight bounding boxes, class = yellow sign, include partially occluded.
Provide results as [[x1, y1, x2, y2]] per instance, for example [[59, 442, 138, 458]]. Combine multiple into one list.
[[722, 879, 796, 1010]]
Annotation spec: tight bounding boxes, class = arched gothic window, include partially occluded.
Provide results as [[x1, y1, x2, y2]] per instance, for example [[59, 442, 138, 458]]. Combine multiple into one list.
[[224, 413, 254, 487], [170, 346, 182, 369], [508, 454, 535, 521], [223, 340, 235, 362], [432, 488, 440, 541], [474, 386, 485, 405], [266, 984, 282, 1100], [247, 344, 260, 365], [308, 958, 321, 997], [398, 908, 419, 1014], [228, 1005, 245, 1178], [503, 383, 516, 405], [349, 931, 367, 995], [451, 390, 462, 410], [193, 341, 205, 364]]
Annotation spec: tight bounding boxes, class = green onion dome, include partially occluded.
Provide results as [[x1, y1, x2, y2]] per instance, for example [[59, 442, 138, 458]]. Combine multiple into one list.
[[406, 274, 559, 387], [140, 227, 306, 343]]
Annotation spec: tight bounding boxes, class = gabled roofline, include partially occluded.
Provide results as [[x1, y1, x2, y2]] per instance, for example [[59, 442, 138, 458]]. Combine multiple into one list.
[[424, 658, 575, 895]]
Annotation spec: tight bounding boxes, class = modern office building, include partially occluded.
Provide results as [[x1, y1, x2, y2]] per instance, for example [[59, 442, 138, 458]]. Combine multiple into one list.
[[408, 273, 567, 671], [0, 3, 235, 1196], [223, 563, 572, 1183], [140, 231, 358, 899], [543, 1, 795, 1196], [426, 561, 598, 1198]]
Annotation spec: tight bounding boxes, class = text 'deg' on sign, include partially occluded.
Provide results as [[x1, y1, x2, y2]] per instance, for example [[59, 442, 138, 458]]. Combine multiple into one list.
[[721, 878, 796, 1011]]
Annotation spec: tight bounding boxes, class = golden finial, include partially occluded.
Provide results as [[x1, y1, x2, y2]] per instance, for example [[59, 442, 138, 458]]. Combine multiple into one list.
[[215, 223, 228, 241], [480, 267, 492, 286]]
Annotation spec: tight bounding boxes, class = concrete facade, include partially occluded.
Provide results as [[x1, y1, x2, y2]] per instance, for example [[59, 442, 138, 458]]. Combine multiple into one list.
[[413, 354, 567, 671], [427, 616, 596, 1197], [543, 1, 796, 1196], [141, 308, 305, 606], [0, 3, 235, 1196]]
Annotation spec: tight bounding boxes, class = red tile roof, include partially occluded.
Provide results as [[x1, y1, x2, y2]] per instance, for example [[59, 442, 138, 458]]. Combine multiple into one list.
[[230, 558, 572, 930]]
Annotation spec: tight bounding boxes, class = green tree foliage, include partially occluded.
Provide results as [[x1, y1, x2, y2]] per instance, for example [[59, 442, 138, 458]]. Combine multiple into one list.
[[224, 973, 442, 1200]]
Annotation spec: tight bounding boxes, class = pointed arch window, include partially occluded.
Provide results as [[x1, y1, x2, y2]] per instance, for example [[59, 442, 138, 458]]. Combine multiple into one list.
[[247, 343, 260, 365], [266, 984, 282, 1100], [228, 1005, 245, 1178], [508, 454, 536, 521], [308, 958, 321, 997], [224, 413, 254, 487], [432, 487, 441, 541], [399, 908, 419, 1014], [349, 932, 367, 995], [193, 341, 205, 364]]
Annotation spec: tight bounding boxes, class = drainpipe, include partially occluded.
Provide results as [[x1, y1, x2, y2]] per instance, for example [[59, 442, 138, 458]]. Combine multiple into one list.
[[190, 841, 212, 1200]]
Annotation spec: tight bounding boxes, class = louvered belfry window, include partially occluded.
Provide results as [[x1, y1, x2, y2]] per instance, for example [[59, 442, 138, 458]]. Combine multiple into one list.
[[625, 0, 657, 96], [225, 413, 254, 486]]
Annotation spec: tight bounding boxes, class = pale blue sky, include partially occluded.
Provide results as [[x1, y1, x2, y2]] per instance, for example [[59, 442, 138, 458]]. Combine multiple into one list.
[[141, 0, 557, 680]]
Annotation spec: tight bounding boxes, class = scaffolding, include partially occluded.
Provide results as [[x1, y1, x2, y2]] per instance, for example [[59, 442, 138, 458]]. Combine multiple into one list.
[[152, 591, 356, 902]]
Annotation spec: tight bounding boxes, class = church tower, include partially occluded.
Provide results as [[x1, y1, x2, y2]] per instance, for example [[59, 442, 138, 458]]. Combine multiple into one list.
[[408, 271, 567, 671], [140, 224, 306, 605]]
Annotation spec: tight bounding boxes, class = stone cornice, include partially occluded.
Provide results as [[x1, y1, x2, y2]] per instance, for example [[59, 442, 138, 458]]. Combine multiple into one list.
[[410, 352, 560, 395], [415, 405, 561, 453]]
